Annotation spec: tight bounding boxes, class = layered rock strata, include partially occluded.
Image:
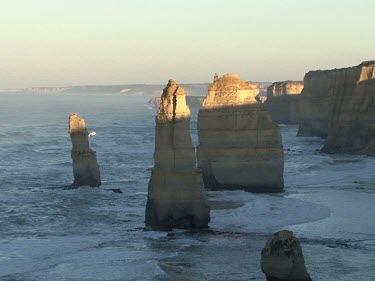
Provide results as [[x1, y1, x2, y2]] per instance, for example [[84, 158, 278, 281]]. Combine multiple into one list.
[[197, 74, 284, 192], [69, 113, 101, 187], [265, 81, 304, 124], [297, 70, 335, 137], [261, 230, 312, 281], [322, 61, 375, 154], [145, 80, 210, 229], [147, 96, 205, 109]]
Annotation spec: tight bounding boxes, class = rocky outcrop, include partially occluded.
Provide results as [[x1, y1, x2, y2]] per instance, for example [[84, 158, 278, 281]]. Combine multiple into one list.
[[267, 81, 304, 97], [147, 96, 205, 109], [145, 80, 210, 229], [69, 113, 101, 187], [265, 81, 304, 124], [297, 70, 335, 137], [197, 74, 284, 192], [261, 230, 312, 281], [322, 61, 375, 155], [247, 81, 260, 98], [297, 61, 375, 154]]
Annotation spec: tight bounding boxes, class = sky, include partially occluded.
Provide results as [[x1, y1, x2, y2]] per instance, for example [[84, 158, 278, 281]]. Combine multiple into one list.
[[1, 0, 374, 88]]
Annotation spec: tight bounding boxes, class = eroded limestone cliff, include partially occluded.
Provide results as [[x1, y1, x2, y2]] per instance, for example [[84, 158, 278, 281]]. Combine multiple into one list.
[[297, 71, 333, 137], [265, 81, 304, 124], [69, 113, 101, 187], [145, 80, 210, 229], [197, 74, 284, 192], [323, 61, 375, 154], [297, 61, 375, 154]]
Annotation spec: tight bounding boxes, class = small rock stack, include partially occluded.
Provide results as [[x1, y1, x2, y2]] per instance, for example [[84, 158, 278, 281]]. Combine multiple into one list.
[[69, 113, 101, 187]]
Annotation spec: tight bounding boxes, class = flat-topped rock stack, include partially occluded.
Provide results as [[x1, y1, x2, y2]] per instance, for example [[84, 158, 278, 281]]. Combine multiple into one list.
[[322, 61, 375, 155], [265, 81, 304, 124], [69, 113, 101, 187], [145, 80, 210, 229], [197, 74, 284, 192]]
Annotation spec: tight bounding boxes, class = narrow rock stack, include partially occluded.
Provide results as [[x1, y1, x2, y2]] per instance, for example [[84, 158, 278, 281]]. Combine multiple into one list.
[[197, 74, 284, 192], [261, 230, 312, 281], [145, 80, 210, 229], [69, 113, 101, 187], [265, 81, 304, 124]]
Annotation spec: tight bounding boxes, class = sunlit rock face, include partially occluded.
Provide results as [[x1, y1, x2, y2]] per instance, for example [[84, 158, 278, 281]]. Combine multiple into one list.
[[69, 113, 101, 187], [261, 230, 312, 281], [197, 74, 284, 193], [247, 81, 260, 99], [145, 80, 210, 229], [265, 81, 304, 124], [322, 61, 375, 155]]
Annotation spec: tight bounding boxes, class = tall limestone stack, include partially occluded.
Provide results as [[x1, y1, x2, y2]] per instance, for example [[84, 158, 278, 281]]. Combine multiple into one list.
[[261, 230, 312, 281], [197, 74, 284, 192], [69, 113, 101, 187], [323, 61, 375, 155], [297, 71, 334, 137], [265, 81, 304, 124], [145, 80, 210, 229]]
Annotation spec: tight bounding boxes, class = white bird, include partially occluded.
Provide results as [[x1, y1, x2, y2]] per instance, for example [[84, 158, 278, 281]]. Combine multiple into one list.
[[88, 132, 96, 137]]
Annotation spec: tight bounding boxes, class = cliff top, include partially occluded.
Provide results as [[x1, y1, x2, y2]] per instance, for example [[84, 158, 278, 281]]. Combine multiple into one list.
[[208, 73, 253, 91], [306, 61, 375, 76]]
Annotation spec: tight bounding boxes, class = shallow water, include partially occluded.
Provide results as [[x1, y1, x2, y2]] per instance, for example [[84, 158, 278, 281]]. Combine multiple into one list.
[[0, 93, 374, 281]]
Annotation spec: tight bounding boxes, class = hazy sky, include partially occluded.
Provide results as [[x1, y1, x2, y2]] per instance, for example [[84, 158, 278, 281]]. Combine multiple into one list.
[[1, 0, 374, 88]]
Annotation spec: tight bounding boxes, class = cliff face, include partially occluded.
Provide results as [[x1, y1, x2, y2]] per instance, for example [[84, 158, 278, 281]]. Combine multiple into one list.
[[297, 71, 334, 137], [265, 81, 304, 124], [323, 62, 375, 154], [145, 80, 210, 229], [267, 81, 304, 97], [197, 74, 284, 192], [69, 114, 101, 187]]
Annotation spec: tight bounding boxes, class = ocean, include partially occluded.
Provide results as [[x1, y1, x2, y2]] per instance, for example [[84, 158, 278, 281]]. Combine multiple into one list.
[[0, 92, 374, 281]]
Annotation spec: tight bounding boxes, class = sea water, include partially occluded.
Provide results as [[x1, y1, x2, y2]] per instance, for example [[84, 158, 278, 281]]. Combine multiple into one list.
[[0, 92, 374, 281]]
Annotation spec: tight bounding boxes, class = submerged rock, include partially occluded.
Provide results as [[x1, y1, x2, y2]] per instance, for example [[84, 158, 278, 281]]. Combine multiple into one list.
[[265, 81, 304, 124], [69, 113, 101, 187], [197, 74, 284, 192], [145, 80, 210, 229], [261, 230, 312, 281]]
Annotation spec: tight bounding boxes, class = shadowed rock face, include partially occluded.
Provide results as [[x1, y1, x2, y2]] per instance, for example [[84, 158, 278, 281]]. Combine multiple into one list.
[[261, 230, 312, 281], [145, 80, 210, 229], [298, 61, 375, 154], [197, 74, 284, 193], [265, 81, 304, 124], [69, 113, 101, 187], [322, 62, 375, 155], [297, 71, 333, 137], [147, 96, 205, 109]]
